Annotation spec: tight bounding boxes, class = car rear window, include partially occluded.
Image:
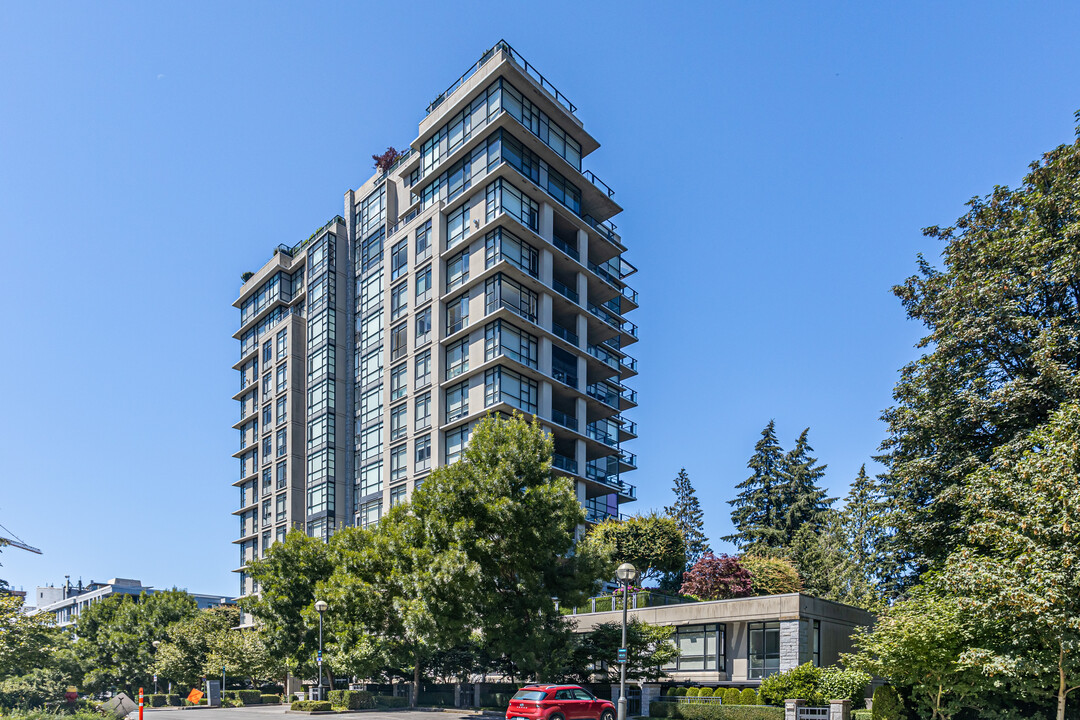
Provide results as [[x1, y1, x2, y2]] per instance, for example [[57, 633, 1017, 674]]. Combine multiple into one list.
[[512, 690, 548, 702]]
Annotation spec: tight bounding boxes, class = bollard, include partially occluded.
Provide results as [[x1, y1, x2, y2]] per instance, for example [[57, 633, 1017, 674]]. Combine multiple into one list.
[[139, 688, 144, 720]]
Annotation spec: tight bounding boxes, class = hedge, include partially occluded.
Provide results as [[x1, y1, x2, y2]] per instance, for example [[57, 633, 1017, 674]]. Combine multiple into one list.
[[261, 695, 281, 705], [871, 686, 901, 720], [147, 695, 167, 707], [738, 689, 760, 706], [328, 690, 374, 710], [374, 695, 408, 708], [291, 700, 332, 711], [650, 704, 783, 720], [852, 711, 871, 720], [166, 695, 182, 706]]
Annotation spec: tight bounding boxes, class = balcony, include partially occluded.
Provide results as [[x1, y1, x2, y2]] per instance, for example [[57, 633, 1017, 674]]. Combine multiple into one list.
[[551, 409, 578, 432], [587, 422, 619, 447], [552, 278, 579, 304], [552, 321, 579, 346], [552, 453, 579, 474], [582, 169, 614, 198], [553, 235, 580, 261]]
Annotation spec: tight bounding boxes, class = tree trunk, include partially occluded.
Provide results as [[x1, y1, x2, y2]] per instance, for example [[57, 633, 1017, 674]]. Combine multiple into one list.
[[412, 652, 421, 709], [1057, 643, 1066, 720]]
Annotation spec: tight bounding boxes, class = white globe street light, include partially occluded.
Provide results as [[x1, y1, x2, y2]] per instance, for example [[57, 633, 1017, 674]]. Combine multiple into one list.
[[615, 563, 638, 720]]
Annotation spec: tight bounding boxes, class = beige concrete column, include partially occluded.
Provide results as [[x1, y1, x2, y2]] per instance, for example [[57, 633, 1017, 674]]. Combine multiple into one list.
[[540, 202, 554, 242], [540, 247, 554, 285], [829, 699, 851, 720]]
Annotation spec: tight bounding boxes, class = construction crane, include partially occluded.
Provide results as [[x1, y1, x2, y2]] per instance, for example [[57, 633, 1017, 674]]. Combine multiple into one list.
[[0, 523, 42, 555]]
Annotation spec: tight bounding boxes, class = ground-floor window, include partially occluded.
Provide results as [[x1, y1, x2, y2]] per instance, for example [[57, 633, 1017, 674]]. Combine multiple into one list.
[[748, 621, 780, 678], [662, 623, 725, 672]]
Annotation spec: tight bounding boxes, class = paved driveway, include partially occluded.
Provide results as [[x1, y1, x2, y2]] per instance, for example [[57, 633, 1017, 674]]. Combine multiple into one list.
[[144, 707, 498, 720]]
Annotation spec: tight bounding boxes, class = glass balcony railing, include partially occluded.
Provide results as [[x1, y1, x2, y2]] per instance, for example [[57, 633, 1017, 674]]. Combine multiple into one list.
[[587, 344, 620, 370], [552, 453, 578, 474], [587, 423, 619, 447], [552, 278, 579, 304], [551, 366, 578, 388], [553, 235, 580, 261], [552, 321, 579, 346], [586, 382, 619, 407], [551, 409, 578, 431]]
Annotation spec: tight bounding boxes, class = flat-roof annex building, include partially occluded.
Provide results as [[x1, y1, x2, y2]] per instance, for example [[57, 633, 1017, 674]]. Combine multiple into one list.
[[232, 41, 638, 597]]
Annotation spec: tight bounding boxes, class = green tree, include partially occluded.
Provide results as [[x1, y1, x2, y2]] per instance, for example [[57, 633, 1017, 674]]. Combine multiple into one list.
[[204, 628, 276, 688], [567, 619, 678, 683], [74, 589, 198, 694], [941, 401, 1080, 720], [740, 555, 802, 596], [848, 585, 982, 720], [789, 513, 878, 609], [878, 118, 1080, 584], [663, 468, 711, 568], [725, 421, 786, 551], [778, 428, 833, 544], [243, 529, 333, 680], [582, 512, 686, 585], [0, 594, 61, 680], [410, 412, 605, 681], [841, 465, 893, 596], [154, 605, 241, 689]]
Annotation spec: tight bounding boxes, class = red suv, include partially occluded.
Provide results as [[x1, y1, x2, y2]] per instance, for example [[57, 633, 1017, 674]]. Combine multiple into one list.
[[506, 685, 615, 720]]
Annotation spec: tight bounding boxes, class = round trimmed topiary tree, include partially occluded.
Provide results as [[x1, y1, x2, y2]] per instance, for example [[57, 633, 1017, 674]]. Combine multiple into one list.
[[871, 686, 901, 720], [738, 689, 760, 705]]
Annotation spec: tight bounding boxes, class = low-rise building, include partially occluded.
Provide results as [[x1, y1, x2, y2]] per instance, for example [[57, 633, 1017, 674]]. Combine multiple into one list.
[[32, 577, 231, 627]]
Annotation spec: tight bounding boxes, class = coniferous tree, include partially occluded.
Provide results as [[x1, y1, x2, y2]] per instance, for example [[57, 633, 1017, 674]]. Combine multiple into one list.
[[840, 464, 896, 595], [778, 428, 834, 545], [724, 421, 786, 552], [663, 468, 711, 567]]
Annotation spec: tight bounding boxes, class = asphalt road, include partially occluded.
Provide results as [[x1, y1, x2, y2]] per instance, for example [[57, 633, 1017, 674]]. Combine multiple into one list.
[[143, 707, 499, 720]]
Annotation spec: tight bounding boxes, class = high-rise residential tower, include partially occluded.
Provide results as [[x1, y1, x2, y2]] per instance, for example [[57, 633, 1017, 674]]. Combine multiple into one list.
[[232, 40, 638, 597]]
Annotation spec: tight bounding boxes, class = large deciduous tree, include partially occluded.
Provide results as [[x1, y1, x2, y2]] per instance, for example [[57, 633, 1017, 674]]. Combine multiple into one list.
[[582, 512, 686, 585], [154, 605, 242, 689], [878, 120, 1080, 584]]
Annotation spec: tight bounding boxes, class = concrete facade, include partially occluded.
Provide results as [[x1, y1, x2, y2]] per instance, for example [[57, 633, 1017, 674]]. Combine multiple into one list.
[[231, 40, 638, 597], [569, 593, 873, 686]]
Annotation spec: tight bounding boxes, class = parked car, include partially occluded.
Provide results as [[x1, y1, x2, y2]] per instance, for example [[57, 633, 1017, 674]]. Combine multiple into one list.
[[506, 685, 615, 720]]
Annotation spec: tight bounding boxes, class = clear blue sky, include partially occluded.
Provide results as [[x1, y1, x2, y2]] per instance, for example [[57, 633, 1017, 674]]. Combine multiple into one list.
[[2, 1, 1079, 597]]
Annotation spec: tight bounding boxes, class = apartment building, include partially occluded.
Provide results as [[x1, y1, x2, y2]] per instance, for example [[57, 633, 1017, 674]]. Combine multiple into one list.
[[232, 40, 638, 597]]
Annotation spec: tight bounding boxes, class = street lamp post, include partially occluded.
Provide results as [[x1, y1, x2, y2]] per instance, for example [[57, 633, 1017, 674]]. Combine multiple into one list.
[[615, 563, 639, 720], [151, 641, 160, 694], [314, 600, 328, 702]]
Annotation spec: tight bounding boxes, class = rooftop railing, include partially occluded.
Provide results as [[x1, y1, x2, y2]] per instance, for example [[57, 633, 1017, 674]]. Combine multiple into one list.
[[290, 215, 345, 256], [426, 39, 577, 117], [557, 590, 699, 615], [582, 169, 615, 198]]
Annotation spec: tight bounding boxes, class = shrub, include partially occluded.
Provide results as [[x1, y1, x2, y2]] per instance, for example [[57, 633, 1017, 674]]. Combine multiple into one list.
[[737, 689, 759, 706], [648, 704, 783, 720], [686, 687, 700, 698], [818, 667, 870, 704], [722, 688, 741, 705], [290, 700, 332, 711], [871, 686, 901, 720], [148, 694, 167, 707], [674, 687, 688, 697], [758, 663, 822, 706], [288, 694, 298, 702], [260, 694, 281, 705], [680, 553, 753, 600], [166, 695, 182, 706], [740, 556, 802, 595], [327, 690, 373, 710], [852, 711, 872, 720], [374, 695, 408, 708], [239, 690, 262, 705]]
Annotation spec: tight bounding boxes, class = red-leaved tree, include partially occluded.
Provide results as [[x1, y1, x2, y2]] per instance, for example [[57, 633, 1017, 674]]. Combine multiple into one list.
[[372, 147, 401, 173], [680, 552, 753, 600]]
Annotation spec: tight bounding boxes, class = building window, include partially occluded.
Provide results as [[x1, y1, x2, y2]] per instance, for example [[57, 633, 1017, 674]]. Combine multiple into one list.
[[446, 424, 471, 464], [263, 341, 272, 364], [391, 281, 408, 321], [360, 310, 383, 350], [359, 347, 382, 388], [415, 350, 431, 389], [447, 203, 471, 249], [546, 165, 582, 215], [359, 499, 381, 528], [391, 239, 408, 280], [485, 177, 539, 231], [277, 329, 288, 360], [359, 424, 383, 464], [308, 447, 335, 484], [276, 462, 287, 490], [446, 381, 469, 422], [390, 403, 407, 441], [261, 500, 272, 527], [390, 322, 408, 361], [357, 461, 382, 498], [390, 444, 408, 482], [485, 320, 538, 368], [416, 266, 432, 304], [262, 404, 272, 427], [416, 307, 432, 346], [276, 428, 288, 457], [813, 620, 821, 667], [447, 247, 470, 291], [484, 366, 537, 414], [446, 338, 469, 379], [358, 270, 383, 317], [415, 392, 431, 431], [276, 363, 288, 393], [262, 373, 272, 396], [748, 622, 781, 679], [275, 494, 287, 522], [359, 386, 383, 426], [415, 219, 432, 262], [447, 293, 469, 334], [415, 434, 431, 472], [485, 274, 537, 323], [276, 527, 286, 544], [485, 227, 538, 277], [262, 436, 272, 462], [308, 345, 335, 384], [390, 484, 407, 507], [262, 467, 272, 494], [307, 482, 335, 515], [662, 624, 725, 672], [276, 396, 287, 425], [390, 363, 407, 401]]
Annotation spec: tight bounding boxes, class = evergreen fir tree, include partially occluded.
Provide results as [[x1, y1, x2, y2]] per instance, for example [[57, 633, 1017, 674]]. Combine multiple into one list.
[[663, 468, 711, 568], [840, 464, 895, 597], [778, 428, 834, 545], [724, 421, 786, 552]]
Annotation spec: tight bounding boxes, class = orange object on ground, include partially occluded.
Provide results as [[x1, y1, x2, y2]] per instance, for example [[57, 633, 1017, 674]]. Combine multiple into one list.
[[187, 689, 204, 705]]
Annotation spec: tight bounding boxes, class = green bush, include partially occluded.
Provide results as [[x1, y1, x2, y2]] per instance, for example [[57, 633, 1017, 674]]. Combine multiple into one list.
[[686, 688, 700, 698], [818, 667, 870, 705], [737, 689, 759, 706], [852, 711, 872, 720], [722, 688, 741, 705], [166, 695, 182, 706], [148, 694, 167, 707], [758, 663, 822, 706], [327, 690, 374, 710], [260, 694, 281, 705], [290, 700, 332, 711], [648, 703, 783, 720], [374, 695, 408, 708], [871, 686, 901, 720], [240, 690, 263, 705], [740, 556, 802, 595], [674, 687, 688, 697], [288, 694, 298, 702]]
